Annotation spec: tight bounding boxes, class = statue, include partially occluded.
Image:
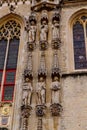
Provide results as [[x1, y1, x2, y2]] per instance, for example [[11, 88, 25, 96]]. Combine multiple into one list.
[[23, 80, 33, 106], [36, 77, 46, 105], [52, 20, 59, 40], [50, 76, 60, 104], [29, 21, 36, 43], [40, 20, 48, 41]]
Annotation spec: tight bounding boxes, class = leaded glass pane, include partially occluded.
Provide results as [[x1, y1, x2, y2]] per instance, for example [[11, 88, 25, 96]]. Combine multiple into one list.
[[6, 38, 19, 69], [0, 39, 7, 70], [3, 86, 14, 101], [73, 21, 87, 69], [6, 71, 15, 83], [0, 71, 2, 83]]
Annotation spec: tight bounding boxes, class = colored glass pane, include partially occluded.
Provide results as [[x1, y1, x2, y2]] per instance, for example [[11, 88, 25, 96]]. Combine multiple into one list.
[[73, 21, 87, 69]]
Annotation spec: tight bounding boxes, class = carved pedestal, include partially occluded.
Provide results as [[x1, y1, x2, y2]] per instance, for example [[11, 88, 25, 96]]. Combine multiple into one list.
[[21, 105, 32, 130], [27, 42, 35, 51], [39, 41, 48, 50], [50, 103, 62, 116], [51, 39, 61, 49], [36, 105, 46, 130], [36, 105, 46, 117]]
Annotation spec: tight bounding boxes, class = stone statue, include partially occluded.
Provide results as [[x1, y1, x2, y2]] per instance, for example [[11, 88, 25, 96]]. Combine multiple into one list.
[[40, 20, 48, 41], [52, 20, 59, 40], [23, 82, 33, 106], [36, 77, 46, 105], [50, 77, 60, 104], [29, 21, 36, 43]]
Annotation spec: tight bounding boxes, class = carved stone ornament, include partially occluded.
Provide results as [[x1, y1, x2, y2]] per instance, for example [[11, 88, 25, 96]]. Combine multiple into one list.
[[36, 105, 46, 117], [24, 69, 33, 81], [0, 0, 29, 7], [21, 105, 32, 118], [50, 103, 62, 116], [25, 12, 37, 51], [0, 102, 12, 116], [51, 51, 60, 79], [52, 38, 61, 49], [9, 5, 15, 12], [51, 9, 61, 49], [24, 53, 33, 81], [37, 117, 43, 130], [39, 10, 48, 50], [38, 52, 47, 79], [31, 0, 59, 11], [39, 41, 48, 50]]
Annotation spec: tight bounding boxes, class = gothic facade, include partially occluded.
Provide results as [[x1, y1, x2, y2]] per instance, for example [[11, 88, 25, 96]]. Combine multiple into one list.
[[0, 0, 87, 130]]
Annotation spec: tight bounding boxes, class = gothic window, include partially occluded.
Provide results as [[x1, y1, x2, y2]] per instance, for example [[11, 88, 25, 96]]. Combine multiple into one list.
[[0, 19, 21, 101], [73, 16, 87, 69]]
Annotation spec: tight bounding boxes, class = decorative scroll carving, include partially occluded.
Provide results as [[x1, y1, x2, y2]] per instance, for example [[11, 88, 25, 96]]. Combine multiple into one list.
[[39, 10, 48, 50], [52, 9, 61, 49], [50, 103, 62, 116]]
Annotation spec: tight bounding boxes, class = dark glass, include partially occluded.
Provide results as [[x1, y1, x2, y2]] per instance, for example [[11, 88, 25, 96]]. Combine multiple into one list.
[[0, 71, 2, 83], [73, 21, 87, 69], [6, 38, 19, 69], [3, 86, 14, 101], [0, 39, 7, 70], [6, 71, 15, 83]]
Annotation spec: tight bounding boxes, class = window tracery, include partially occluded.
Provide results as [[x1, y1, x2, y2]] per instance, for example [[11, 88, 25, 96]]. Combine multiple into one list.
[[0, 20, 21, 40]]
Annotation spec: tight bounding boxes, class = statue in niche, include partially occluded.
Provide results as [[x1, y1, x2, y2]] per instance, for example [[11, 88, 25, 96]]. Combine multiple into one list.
[[52, 19, 59, 40], [50, 76, 60, 104], [22, 78, 33, 106], [36, 77, 46, 105], [29, 21, 36, 43], [40, 20, 48, 42]]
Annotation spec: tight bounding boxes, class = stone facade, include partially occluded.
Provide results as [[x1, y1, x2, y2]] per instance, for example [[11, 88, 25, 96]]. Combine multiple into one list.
[[0, 0, 87, 130]]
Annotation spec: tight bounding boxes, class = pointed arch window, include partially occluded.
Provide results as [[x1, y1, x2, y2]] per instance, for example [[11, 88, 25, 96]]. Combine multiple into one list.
[[0, 20, 21, 101], [73, 16, 87, 69]]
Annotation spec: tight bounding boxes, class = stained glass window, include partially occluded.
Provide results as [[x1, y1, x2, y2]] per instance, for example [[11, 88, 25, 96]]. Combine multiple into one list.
[[0, 20, 21, 101], [73, 20, 87, 69]]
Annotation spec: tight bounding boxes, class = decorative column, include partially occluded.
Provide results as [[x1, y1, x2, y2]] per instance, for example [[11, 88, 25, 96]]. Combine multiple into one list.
[[36, 52, 47, 130], [50, 51, 62, 116], [21, 52, 33, 130]]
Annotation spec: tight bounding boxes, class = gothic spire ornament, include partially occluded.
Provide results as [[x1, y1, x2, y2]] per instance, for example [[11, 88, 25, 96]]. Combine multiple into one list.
[[24, 52, 33, 81], [51, 51, 60, 79], [38, 52, 47, 79]]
